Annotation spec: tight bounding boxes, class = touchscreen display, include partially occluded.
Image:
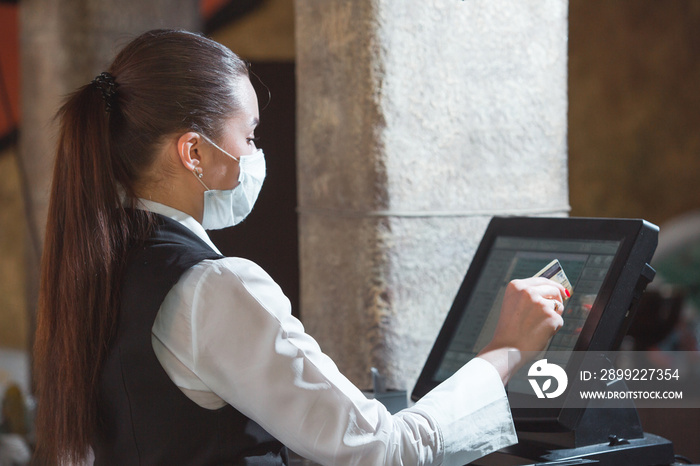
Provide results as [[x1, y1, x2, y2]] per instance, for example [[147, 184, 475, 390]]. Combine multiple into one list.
[[434, 237, 621, 382]]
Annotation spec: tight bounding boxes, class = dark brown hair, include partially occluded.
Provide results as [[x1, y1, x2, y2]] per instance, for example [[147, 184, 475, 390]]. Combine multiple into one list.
[[33, 29, 249, 464]]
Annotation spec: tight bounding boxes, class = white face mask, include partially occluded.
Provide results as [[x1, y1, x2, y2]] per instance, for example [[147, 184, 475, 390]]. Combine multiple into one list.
[[191, 135, 266, 230]]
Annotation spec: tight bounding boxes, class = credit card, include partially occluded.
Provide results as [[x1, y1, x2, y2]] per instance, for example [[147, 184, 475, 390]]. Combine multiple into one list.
[[534, 259, 573, 299]]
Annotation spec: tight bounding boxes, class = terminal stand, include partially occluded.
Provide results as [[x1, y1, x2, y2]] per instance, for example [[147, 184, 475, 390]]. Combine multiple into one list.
[[474, 379, 675, 466]]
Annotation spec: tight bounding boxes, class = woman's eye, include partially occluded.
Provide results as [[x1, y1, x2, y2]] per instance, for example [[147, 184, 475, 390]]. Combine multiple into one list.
[[247, 136, 259, 144]]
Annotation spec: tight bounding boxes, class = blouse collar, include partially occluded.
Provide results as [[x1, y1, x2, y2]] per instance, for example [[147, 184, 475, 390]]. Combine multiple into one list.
[[137, 199, 222, 255]]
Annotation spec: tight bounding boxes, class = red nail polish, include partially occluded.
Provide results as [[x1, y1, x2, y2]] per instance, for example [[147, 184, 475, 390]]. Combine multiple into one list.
[[565, 289, 570, 298]]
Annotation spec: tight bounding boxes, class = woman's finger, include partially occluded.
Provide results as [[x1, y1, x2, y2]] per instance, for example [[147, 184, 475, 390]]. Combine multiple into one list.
[[515, 277, 569, 300], [533, 283, 568, 303]]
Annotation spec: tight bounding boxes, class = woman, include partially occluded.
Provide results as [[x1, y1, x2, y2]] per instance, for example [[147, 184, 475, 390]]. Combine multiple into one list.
[[33, 29, 567, 465]]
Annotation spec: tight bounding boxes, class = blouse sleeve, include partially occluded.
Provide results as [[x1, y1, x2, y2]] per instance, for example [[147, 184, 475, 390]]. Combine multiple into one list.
[[155, 257, 517, 465]]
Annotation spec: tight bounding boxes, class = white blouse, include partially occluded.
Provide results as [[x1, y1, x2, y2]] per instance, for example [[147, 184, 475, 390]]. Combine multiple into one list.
[[142, 200, 517, 466]]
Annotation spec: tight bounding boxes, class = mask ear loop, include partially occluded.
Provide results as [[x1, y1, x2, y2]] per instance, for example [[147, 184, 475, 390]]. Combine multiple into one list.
[[191, 133, 244, 191], [199, 133, 240, 163], [192, 167, 210, 190]]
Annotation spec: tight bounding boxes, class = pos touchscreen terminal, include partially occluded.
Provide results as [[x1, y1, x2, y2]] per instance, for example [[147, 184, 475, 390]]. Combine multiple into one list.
[[412, 217, 674, 466]]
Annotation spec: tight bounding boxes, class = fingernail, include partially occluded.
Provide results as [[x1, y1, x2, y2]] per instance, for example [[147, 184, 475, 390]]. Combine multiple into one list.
[[565, 289, 571, 297]]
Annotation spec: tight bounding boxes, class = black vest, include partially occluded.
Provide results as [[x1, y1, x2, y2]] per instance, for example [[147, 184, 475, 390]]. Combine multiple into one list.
[[94, 214, 288, 465]]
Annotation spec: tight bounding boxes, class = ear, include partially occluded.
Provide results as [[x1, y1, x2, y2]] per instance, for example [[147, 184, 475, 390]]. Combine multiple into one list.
[[176, 132, 203, 171]]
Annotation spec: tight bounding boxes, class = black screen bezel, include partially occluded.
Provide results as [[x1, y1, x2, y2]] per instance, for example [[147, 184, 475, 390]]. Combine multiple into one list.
[[411, 216, 658, 432]]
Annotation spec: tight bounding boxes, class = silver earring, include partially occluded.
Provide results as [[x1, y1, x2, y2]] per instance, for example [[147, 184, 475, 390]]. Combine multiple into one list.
[[192, 166, 209, 190]]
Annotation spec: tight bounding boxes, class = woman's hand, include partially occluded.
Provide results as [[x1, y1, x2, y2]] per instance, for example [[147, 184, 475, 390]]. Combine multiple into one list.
[[477, 277, 569, 384]]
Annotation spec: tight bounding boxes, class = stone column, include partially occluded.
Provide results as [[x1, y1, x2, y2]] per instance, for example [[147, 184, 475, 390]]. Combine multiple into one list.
[[20, 0, 199, 361], [296, 0, 569, 389]]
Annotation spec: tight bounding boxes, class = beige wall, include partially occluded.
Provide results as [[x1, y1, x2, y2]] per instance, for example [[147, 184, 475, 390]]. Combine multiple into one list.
[[0, 148, 27, 350], [211, 0, 294, 61], [295, 0, 569, 388], [569, 0, 700, 226]]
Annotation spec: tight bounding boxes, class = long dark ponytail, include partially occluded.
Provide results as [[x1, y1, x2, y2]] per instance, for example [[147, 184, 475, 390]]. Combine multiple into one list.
[[33, 29, 249, 464]]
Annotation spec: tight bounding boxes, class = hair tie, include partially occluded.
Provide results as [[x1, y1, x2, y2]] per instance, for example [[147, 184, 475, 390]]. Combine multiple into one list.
[[92, 72, 118, 113]]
